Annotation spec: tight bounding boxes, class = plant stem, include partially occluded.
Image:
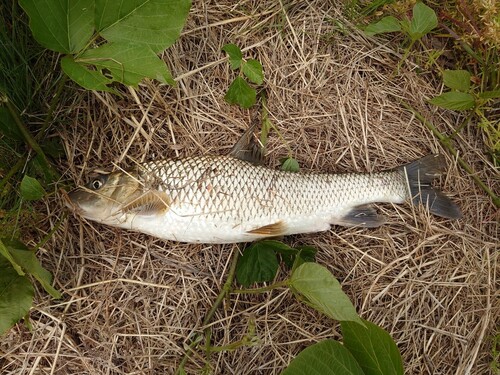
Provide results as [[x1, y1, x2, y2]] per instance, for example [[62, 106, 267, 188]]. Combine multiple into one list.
[[0, 74, 67, 188], [395, 39, 416, 75], [232, 280, 289, 294], [401, 100, 500, 207], [3, 98, 57, 181], [175, 247, 240, 374], [0, 157, 26, 192], [448, 108, 475, 140]]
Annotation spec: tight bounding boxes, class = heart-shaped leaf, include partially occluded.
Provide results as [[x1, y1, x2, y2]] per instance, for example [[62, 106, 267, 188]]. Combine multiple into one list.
[[281, 339, 365, 375], [19, 0, 94, 53], [290, 263, 363, 325]]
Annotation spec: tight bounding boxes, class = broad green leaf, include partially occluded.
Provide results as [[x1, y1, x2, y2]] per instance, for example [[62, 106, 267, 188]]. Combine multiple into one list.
[[236, 241, 279, 287], [3, 239, 61, 299], [442, 70, 471, 92], [95, 0, 191, 53], [364, 16, 401, 36], [281, 339, 365, 375], [222, 44, 243, 70], [290, 263, 363, 325], [292, 245, 317, 271], [429, 92, 475, 110], [0, 255, 34, 335], [341, 319, 404, 375], [409, 2, 437, 40], [0, 240, 24, 276], [478, 90, 500, 100], [61, 56, 116, 92], [281, 157, 300, 172], [20, 175, 45, 201], [19, 0, 94, 53], [79, 43, 175, 86], [253, 240, 295, 268], [224, 77, 256, 108], [242, 59, 264, 85]]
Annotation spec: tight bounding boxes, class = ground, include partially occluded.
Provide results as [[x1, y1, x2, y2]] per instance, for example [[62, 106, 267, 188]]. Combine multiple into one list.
[[1, 1, 498, 374]]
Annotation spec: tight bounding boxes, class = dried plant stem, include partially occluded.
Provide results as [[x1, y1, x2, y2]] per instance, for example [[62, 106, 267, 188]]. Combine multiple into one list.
[[176, 247, 240, 374], [401, 100, 500, 207]]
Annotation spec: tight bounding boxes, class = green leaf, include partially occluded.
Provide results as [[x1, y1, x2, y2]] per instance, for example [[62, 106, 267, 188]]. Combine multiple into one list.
[[281, 339, 365, 375], [95, 0, 191, 53], [0, 255, 34, 335], [252, 240, 296, 268], [409, 2, 438, 40], [442, 70, 471, 92], [429, 92, 475, 110], [364, 16, 401, 36], [236, 241, 280, 287], [20, 175, 45, 201], [2, 239, 61, 299], [242, 59, 264, 85], [290, 263, 363, 325], [224, 77, 256, 108], [61, 56, 116, 92], [341, 319, 404, 375], [79, 43, 175, 86], [222, 44, 243, 70], [478, 90, 500, 100], [292, 245, 317, 271], [281, 157, 300, 172], [0, 240, 24, 276], [19, 0, 94, 53]]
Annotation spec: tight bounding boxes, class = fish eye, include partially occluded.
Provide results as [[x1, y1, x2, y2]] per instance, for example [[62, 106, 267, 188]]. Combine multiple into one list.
[[92, 179, 103, 190], [88, 175, 108, 190]]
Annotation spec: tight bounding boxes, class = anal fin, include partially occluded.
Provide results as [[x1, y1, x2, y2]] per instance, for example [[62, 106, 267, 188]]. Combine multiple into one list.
[[336, 205, 386, 228], [247, 221, 285, 236]]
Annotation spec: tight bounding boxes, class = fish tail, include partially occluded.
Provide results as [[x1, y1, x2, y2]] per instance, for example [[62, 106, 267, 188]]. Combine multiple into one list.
[[400, 155, 461, 219]]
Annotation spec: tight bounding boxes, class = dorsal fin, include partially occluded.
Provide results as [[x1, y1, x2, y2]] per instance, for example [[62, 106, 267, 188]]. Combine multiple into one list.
[[229, 124, 264, 165]]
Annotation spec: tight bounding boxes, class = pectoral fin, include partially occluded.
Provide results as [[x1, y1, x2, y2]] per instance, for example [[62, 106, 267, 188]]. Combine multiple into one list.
[[121, 191, 170, 216], [336, 205, 386, 228], [247, 221, 285, 236]]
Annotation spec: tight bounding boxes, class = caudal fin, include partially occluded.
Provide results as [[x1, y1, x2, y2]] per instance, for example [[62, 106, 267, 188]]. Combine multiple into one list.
[[401, 155, 462, 219]]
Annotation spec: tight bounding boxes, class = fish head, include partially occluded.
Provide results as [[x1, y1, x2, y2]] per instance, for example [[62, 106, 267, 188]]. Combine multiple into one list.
[[67, 171, 142, 224]]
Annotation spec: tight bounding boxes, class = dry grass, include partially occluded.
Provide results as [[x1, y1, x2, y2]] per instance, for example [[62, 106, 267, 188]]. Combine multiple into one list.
[[1, 1, 498, 374]]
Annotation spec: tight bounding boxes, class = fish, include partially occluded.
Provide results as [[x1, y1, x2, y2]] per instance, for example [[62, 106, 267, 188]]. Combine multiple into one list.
[[66, 128, 461, 244]]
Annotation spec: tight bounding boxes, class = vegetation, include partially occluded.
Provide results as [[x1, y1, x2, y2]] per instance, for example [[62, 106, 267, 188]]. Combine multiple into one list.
[[359, 0, 500, 206], [1, 0, 497, 373], [0, 0, 191, 335]]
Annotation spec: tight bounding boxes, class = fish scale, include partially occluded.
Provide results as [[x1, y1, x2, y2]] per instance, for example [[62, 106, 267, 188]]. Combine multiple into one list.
[[68, 153, 461, 244], [136, 155, 407, 241]]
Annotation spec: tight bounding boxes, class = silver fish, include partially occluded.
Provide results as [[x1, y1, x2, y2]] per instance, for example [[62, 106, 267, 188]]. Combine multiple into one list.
[[67, 132, 461, 243]]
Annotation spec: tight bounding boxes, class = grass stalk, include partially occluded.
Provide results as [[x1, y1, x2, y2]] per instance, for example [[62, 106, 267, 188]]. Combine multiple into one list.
[[0, 74, 67, 189], [176, 247, 240, 374]]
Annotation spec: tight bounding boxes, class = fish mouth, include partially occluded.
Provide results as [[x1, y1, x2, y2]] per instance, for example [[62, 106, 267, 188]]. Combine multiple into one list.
[[61, 188, 84, 214]]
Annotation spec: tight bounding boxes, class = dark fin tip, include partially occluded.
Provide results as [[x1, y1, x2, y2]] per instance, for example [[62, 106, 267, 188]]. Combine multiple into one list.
[[402, 155, 462, 220], [336, 205, 386, 228]]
